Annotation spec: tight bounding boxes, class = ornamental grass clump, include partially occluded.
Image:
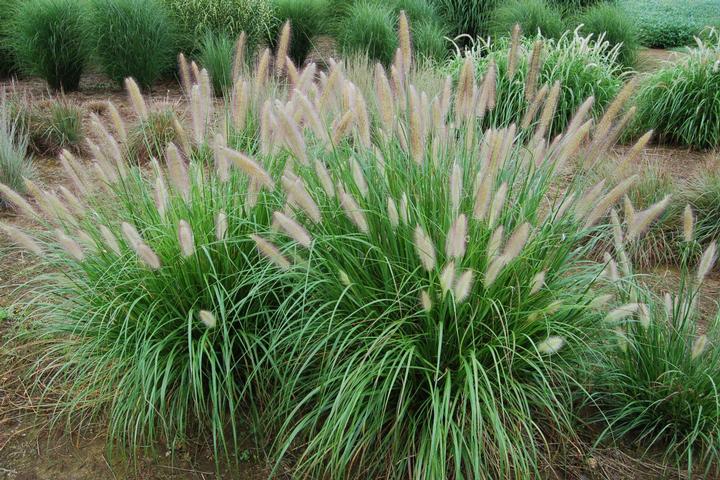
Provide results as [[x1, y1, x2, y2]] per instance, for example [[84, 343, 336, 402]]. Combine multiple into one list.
[[632, 29, 720, 150], [447, 28, 624, 138], [594, 205, 720, 477], [0, 92, 33, 201], [1, 69, 292, 460]]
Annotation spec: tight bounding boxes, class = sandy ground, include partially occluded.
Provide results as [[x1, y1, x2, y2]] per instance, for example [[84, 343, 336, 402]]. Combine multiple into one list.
[[1, 50, 719, 479]]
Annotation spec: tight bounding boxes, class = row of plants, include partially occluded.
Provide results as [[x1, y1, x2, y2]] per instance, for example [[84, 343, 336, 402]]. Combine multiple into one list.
[[1, 24, 719, 478]]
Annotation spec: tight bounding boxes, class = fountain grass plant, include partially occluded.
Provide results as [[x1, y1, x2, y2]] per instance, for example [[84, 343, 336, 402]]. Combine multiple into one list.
[[0, 15, 699, 478]]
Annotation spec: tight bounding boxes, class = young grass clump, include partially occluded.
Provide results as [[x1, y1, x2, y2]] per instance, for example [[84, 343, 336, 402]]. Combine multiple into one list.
[[681, 171, 720, 259], [24, 100, 84, 156], [631, 30, 720, 150], [490, 0, 566, 40], [7, 0, 90, 91], [338, 1, 398, 65], [595, 212, 720, 477], [197, 31, 236, 96], [447, 30, 624, 137], [0, 93, 32, 201], [125, 108, 183, 163], [88, 0, 178, 88], [574, 2, 639, 68]]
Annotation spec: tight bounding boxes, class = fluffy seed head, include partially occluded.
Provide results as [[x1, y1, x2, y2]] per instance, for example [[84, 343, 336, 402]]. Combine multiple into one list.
[[530, 271, 546, 295], [251, 234, 291, 270], [351, 157, 368, 197], [224, 147, 275, 189], [136, 243, 161, 270], [440, 261, 456, 294], [275, 21, 291, 74], [274, 211, 312, 247], [283, 175, 321, 223], [420, 290, 432, 312], [453, 270, 474, 303], [125, 78, 147, 120], [398, 11, 412, 74], [0, 183, 38, 219], [199, 310, 217, 329], [178, 220, 195, 257], [100, 225, 121, 255], [503, 222, 530, 261], [446, 214, 467, 259], [691, 335, 709, 359], [605, 303, 640, 324], [314, 160, 335, 198], [537, 336, 565, 355], [0, 223, 42, 255], [121, 222, 143, 248], [414, 225, 436, 271], [488, 226, 504, 259], [697, 242, 717, 284], [166, 143, 190, 201], [683, 205, 695, 242], [340, 191, 369, 234], [215, 211, 228, 241], [387, 197, 399, 229], [626, 195, 671, 241], [484, 255, 508, 287]]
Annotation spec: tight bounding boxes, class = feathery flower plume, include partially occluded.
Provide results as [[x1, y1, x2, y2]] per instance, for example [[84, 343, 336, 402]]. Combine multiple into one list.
[[338, 270, 351, 286], [274, 211, 312, 247], [76, 230, 97, 253], [604, 303, 640, 323], [177, 220, 195, 257], [603, 252, 619, 282], [623, 195, 635, 224], [626, 195, 671, 241], [56, 229, 84, 261], [165, 143, 191, 201], [99, 225, 121, 255], [408, 86, 425, 164], [215, 211, 228, 241], [520, 84, 549, 129], [231, 31, 247, 81], [121, 222, 143, 248], [481, 60, 497, 112], [502, 222, 530, 261], [399, 193, 409, 224], [285, 56, 299, 86], [387, 197, 400, 229], [153, 172, 169, 219], [350, 157, 369, 197], [60, 150, 89, 196], [297, 63, 317, 93], [537, 336, 565, 355], [420, 290, 432, 312], [615, 131, 652, 178], [190, 84, 205, 144], [488, 182, 508, 227], [594, 78, 637, 142], [533, 81, 560, 140], [488, 225, 504, 259], [484, 255, 508, 287], [525, 40, 543, 101], [589, 294, 614, 310], [398, 11, 412, 74], [199, 310, 217, 329], [584, 175, 638, 228], [453, 270, 474, 302], [190, 60, 201, 86], [473, 172, 491, 220], [106, 102, 127, 142], [449, 163, 462, 214], [375, 64, 395, 135], [232, 79, 249, 131], [697, 242, 717, 284], [332, 110, 355, 145], [691, 335, 709, 359], [59, 186, 86, 217], [136, 243, 161, 269], [414, 225, 436, 271], [440, 261, 456, 294], [0, 223, 42, 255], [530, 270, 546, 295], [283, 175, 321, 223], [455, 55, 475, 119], [124, 78, 147, 120], [277, 108, 309, 165], [255, 48, 271, 91], [507, 23, 521, 79], [44, 191, 75, 224], [565, 96, 595, 136], [314, 160, 335, 198], [340, 191, 369, 234], [223, 147, 275, 189], [275, 21, 291, 74], [353, 92, 372, 148], [638, 303, 651, 329], [251, 234, 291, 270], [260, 100, 275, 155], [178, 52, 192, 95], [574, 180, 606, 219], [446, 214, 467, 259], [0, 183, 38, 219], [683, 205, 695, 242]]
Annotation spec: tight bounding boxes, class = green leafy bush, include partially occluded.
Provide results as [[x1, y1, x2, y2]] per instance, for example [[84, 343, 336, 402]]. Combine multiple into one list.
[[574, 2, 639, 68], [162, 0, 275, 51], [413, 19, 450, 61], [490, 0, 566, 40], [434, 0, 498, 40], [338, 1, 398, 65], [8, 0, 91, 91], [272, 0, 332, 65], [88, 0, 177, 88], [447, 31, 624, 137], [197, 31, 235, 96], [0, 0, 19, 77], [631, 31, 720, 149], [619, 0, 720, 48]]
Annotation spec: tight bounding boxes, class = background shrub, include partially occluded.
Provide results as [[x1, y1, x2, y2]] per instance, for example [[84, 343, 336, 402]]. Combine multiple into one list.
[[574, 2, 639, 68], [272, 0, 332, 66], [197, 32, 235, 96], [0, 93, 32, 199], [490, 0, 566, 40], [8, 0, 91, 91], [413, 19, 450, 61], [434, 0, 498, 41], [619, 0, 720, 48], [631, 32, 720, 149], [162, 0, 275, 52], [88, 0, 177, 88], [338, 1, 398, 65], [0, 0, 19, 77]]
